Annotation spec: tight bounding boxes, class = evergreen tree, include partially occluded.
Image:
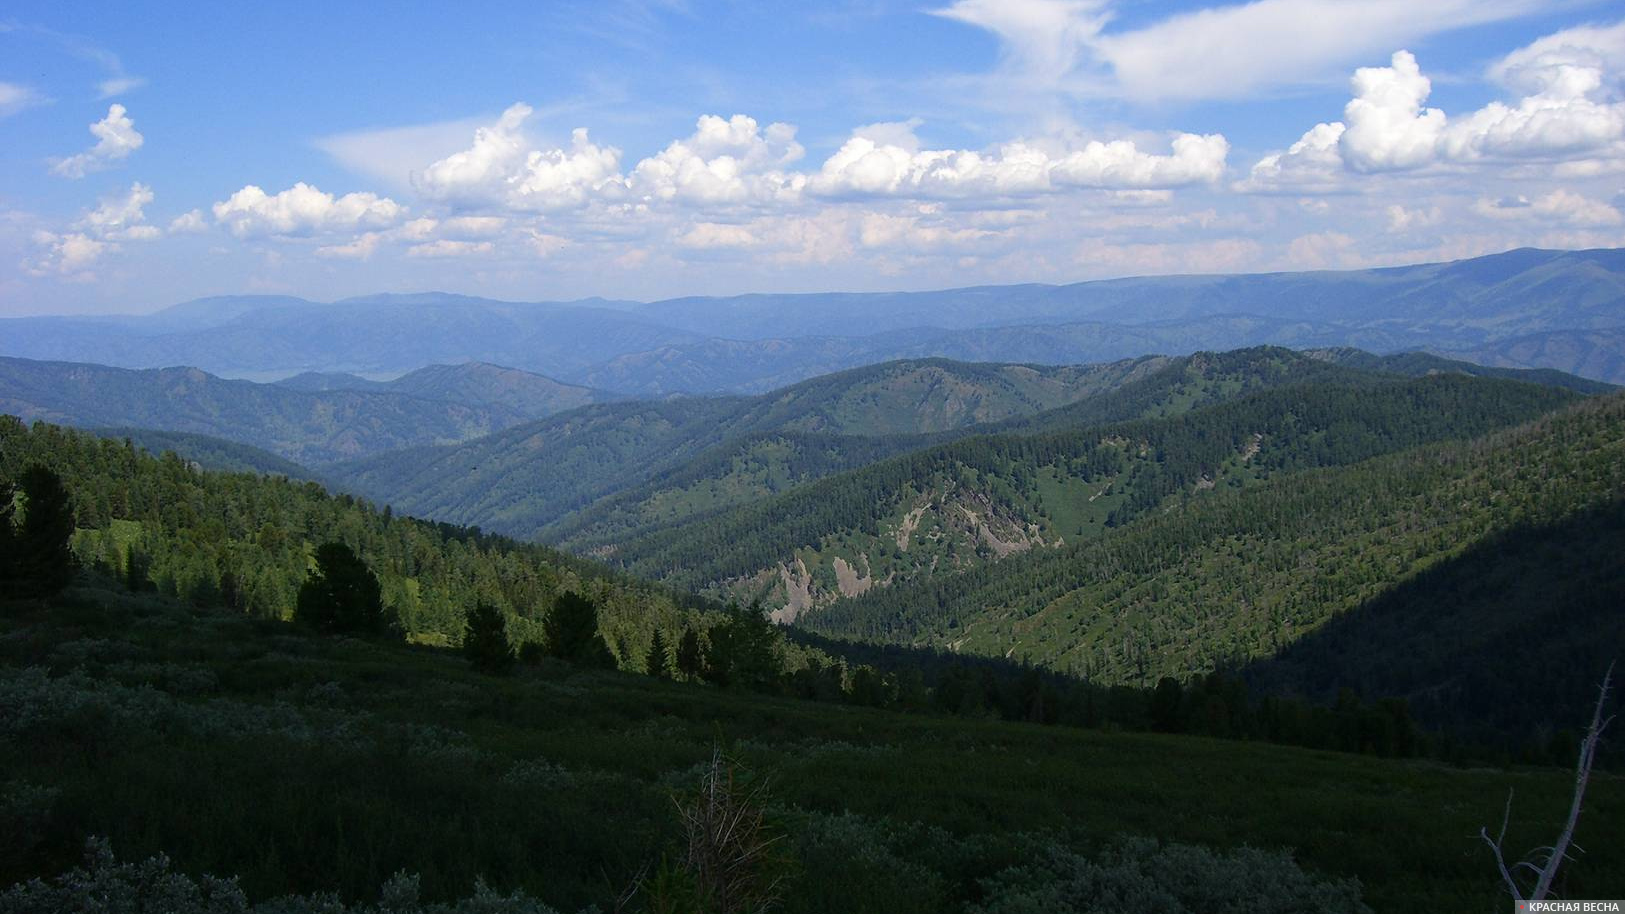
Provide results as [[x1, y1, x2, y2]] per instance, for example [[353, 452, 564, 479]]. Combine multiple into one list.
[[463, 601, 514, 675], [645, 628, 669, 678], [704, 605, 782, 691], [676, 627, 704, 681], [295, 542, 385, 634], [1150, 676, 1185, 733], [4, 466, 77, 598], [542, 590, 615, 668]]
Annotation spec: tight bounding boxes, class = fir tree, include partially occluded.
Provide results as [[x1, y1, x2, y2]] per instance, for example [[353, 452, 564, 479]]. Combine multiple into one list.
[[646, 628, 670, 678]]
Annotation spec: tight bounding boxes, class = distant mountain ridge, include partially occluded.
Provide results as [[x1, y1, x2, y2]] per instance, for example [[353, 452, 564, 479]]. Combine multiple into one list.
[[0, 357, 613, 464], [4, 247, 1624, 388]]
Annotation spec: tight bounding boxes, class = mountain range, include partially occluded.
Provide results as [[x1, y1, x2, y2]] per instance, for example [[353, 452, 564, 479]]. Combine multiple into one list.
[[5, 247, 1625, 390]]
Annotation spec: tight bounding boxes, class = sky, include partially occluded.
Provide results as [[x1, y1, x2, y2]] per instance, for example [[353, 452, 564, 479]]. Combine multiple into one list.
[[3, 0, 1625, 316]]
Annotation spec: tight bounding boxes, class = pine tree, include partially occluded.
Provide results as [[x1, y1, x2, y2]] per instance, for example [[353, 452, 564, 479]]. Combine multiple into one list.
[[0, 479, 16, 591], [295, 543, 385, 635], [646, 628, 670, 678], [676, 628, 704, 682], [464, 601, 514, 675]]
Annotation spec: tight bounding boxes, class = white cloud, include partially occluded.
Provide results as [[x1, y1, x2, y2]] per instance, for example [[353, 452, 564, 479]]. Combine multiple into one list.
[[932, 0, 1110, 87], [1242, 38, 1625, 189], [168, 210, 209, 234], [406, 239, 495, 258], [935, 0, 1550, 102], [315, 233, 384, 260], [1489, 20, 1625, 96], [412, 103, 624, 212], [0, 82, 48, 118], [1386, 204, 1442, 232], [1474, 189, 1623, 227], [438, 216, 508, 238], [676, 222, 761, 249], [1235, 122, 1345, 192], [80, 182, 159, 241], [50, 104, 144, 178], [809, 126, 1225, 198], [212, 183, 404, 238], [629, 114, 806, 206], [25, 230, 110, 278], [24, 182, 158, 278]]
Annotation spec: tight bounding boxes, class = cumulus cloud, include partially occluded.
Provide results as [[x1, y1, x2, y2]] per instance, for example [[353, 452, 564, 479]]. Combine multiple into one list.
[[629, 114, 806, 206], [809, 125, 1226, 198], [1242, 38, 1625, 190], [412, 103, 623, 211], [0, 82, 47, 118], [25, 231, 110, 278], [212, 183, 404, 238], [25, 182, 158, 277], [50, 104, 144, 178], [80, 182, 160, 241]]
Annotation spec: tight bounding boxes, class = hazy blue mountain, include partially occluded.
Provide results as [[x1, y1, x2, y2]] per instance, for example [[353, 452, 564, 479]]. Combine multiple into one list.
[[0, 356, 536, 464], [1436, 328, 1625, 386], [274, 371, 386, 392], [3, 248, 1623, 388], [0, 294, 700, 379]]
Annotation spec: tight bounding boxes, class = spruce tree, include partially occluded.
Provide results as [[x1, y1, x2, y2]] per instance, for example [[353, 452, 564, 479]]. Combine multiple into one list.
[[464, 601, 514, 675], [645, 629, 669, 678], [0, 479, 16, 592]]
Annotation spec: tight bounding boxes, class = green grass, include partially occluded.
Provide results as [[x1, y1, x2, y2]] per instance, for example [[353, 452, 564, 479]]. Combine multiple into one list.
[[4, 582, 1621, 913]]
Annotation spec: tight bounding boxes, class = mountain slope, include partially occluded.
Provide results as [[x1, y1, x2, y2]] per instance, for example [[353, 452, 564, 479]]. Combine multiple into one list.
[[330, 357, 1169, 538], [604, 366, 1582, 619], [804, 392, 1625, 698], [0, 357, 531, 464], [90, 427, 314, 478]]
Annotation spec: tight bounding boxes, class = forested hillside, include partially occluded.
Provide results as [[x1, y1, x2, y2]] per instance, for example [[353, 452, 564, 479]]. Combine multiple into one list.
[[592, 358, 1580, 619], [805, 392, 1625, 741], [330, 357, 1167, 539], [0, 416, 828, 676]]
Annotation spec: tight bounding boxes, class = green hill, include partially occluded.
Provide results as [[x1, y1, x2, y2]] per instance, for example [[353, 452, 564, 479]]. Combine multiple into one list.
[[805, 392, 1625, 716], [594, 355, 1582, 621], [278, 361, 619, 417], [330, 357, 1169, 540], [91, 427, 314, 479]]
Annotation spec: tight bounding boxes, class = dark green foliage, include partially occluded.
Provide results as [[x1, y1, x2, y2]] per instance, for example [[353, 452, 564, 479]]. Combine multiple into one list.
[[542, 591, 615, 668], [676, 628, 704, 681], [463, 601, 514, 675], [3, 585, 1620, 912], [1150, 677, 1183, 733], [294, 543, 385, 635], [645, 628, 669, 678], [2, 466, 78, 599], [703, 606, 783, 691]]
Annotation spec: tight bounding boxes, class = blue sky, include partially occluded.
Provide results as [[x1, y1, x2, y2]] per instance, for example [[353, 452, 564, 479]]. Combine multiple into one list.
[[3, 0, 1625, 315]]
